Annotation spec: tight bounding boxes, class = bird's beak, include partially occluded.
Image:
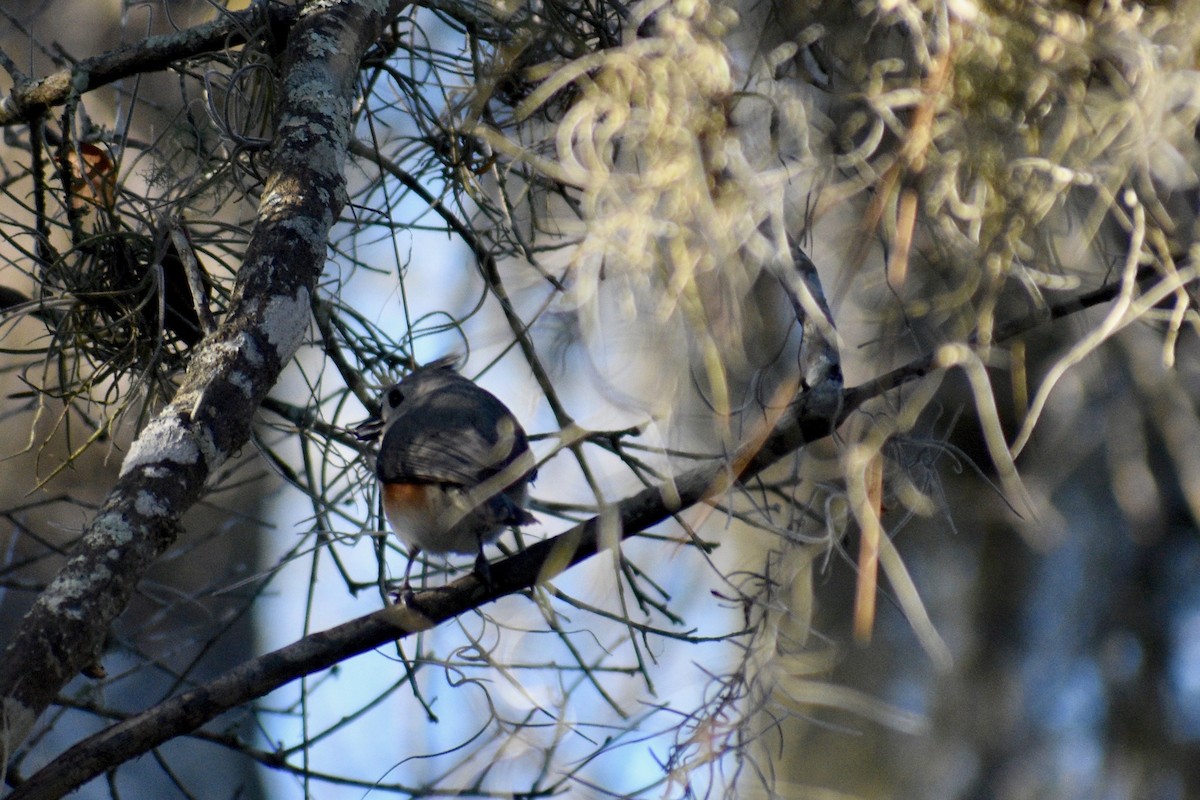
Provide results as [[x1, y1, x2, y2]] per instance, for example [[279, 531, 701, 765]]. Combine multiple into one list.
[[352, 416, 384, 441]]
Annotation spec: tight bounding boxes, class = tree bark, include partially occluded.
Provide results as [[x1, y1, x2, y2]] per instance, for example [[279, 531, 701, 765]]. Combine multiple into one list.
[[0, 0, 403, 770]]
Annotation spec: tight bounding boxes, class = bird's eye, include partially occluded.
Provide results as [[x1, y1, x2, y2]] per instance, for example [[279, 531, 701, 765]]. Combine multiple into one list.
[[386, 387, 404, 408]]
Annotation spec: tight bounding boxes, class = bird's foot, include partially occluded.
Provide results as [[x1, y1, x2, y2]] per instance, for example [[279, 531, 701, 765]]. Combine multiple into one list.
[[388, 580, 416, 607]]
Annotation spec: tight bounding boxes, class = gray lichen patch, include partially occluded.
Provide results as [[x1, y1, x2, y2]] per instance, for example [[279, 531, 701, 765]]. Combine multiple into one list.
[[43, 558, 111, 618], [89, 510, 135, 547], [119, 415, 201, 478], [262, 287, 310, 360], [134, 490, 170, 518]]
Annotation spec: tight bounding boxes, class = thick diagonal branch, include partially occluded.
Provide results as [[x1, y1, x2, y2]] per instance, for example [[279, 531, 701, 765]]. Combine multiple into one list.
[[0, 0, 400, 770]]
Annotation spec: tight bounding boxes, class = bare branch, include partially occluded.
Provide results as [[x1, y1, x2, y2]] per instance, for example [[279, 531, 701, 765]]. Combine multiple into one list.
[[0, 4, 301, 125]]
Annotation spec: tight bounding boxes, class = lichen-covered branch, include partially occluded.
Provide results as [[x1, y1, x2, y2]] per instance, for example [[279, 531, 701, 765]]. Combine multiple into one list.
[[0, 0, 401, 769]]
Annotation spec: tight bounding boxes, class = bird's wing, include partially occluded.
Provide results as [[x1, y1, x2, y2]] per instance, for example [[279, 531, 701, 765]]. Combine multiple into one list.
[[375, 387, 532, 488]]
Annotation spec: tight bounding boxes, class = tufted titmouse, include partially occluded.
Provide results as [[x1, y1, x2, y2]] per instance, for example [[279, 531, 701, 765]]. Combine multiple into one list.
[[355, 356, 537, 591]]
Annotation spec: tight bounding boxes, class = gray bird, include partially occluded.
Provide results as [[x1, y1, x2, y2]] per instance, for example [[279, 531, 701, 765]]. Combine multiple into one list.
[[356, 357, 537, 591]]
